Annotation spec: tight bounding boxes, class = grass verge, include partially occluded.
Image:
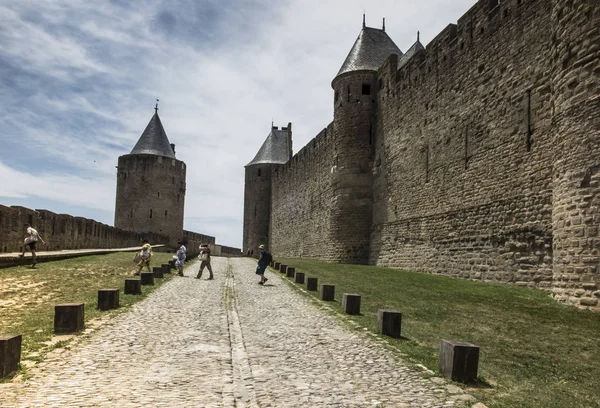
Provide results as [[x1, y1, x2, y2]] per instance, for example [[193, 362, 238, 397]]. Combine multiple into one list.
[[274, 257, 600, 408], [0, 252, 174, 380]]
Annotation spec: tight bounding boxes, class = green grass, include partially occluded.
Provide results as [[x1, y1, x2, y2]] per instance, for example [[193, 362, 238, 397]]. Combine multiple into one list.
[[275, 258, 600, 408], [0, 252, 174, 379]]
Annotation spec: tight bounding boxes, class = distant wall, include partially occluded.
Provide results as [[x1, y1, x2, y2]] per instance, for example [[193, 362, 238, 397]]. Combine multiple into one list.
[[270, 123, 336, 260], [0, 205, 169, 253], [183, 230, 216, 258]]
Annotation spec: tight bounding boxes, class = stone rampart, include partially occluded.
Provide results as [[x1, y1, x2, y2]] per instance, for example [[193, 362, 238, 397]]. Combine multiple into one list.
[[270, 123, 335, 259], [263, 0, 600, 309], [0, 205, 169, 253]]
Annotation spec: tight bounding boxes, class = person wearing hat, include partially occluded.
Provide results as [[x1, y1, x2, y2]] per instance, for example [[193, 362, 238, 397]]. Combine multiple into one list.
[[196, 244, 214, 280], [134, 239, 152, 275], [256, 244, 270, 285]]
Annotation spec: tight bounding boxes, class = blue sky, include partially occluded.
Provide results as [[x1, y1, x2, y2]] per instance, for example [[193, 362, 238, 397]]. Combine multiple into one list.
[[0, 0, 476, 248]]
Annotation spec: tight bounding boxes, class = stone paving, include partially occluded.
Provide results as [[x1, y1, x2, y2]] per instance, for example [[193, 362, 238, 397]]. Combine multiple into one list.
[[0, 257, 476, 407]]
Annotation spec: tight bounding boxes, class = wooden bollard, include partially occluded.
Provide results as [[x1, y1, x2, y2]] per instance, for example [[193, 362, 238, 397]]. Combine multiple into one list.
[[54, 303, 84, 333], [274, 262, 281, 270], [306, 277, 318, 291], [124, 279, 142, 295], [140, 272, 154, 285], [320, 285, 335, 301], [97, 289, 120, 311], [280, 264, 288, 274], [0, 334, 22, 377], [439, 340, 480, 384], [295, 272, 305, 284], [377, 310, 402, 338], [153, 266, 164, 279], [286, 266, 295, 278], [342, 294, 361, 315], [270, 261, 275, 268], [162, 263, 171, 274], [168, 260, 176, 270]]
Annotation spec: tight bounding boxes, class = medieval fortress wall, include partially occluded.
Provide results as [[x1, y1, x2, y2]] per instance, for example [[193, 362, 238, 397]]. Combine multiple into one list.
[[255, 0, 600, 309]]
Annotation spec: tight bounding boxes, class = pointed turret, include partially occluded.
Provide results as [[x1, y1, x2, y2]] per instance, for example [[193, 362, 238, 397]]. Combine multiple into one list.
[[398, 31, 426, 69], [245, 125, 292, 167], [130, 112, 176, 159], [334, 23, 402, 82]]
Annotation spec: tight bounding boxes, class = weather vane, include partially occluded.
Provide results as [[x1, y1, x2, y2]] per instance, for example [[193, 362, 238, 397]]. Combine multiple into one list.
[[155, 98, 159, 113]]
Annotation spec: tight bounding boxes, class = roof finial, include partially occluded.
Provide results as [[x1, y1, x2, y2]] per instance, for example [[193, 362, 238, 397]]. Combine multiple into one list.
[[154, 98, 159, 114], [417, 31, 420, 42], [362, 12, 366, 28], [382, 18, 385, 31]]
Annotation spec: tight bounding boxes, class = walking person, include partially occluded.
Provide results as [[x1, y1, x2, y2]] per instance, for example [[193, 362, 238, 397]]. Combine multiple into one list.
[[134, 239, 152, 275], [195, 244, 214, 280], [18, 223, 45, 268], [175, 241, 186, 277], [256, 244, 272, 285]]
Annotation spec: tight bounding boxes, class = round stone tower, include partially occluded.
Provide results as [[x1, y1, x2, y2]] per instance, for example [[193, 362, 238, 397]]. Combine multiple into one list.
[[115, 107, 186, 248], [243, 123, 292, 255], [329, 17, 401, 264], [550, 0, 600, 309]]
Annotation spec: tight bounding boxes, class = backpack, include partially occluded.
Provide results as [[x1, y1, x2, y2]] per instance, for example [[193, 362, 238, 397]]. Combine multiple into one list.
[[262, 251, 273, 264]]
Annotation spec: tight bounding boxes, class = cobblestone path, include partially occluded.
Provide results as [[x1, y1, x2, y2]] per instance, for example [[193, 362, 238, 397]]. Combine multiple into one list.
[[1, 257, 474, 408]]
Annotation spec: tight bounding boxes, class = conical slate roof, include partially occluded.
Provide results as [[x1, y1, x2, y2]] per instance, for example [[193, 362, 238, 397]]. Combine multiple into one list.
[[398, 37, 426, 69], [246, 127, 291, 167], [335, 26, 402, 79], [130, 112, 176, 159]]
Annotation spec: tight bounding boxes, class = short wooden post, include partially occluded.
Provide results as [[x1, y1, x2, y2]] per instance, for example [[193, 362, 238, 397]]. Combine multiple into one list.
[[168, 260, 176, 270], [286, 266, 295, 278], [274, 262, 281, 270], [162, 263, 171, 274], [320, 285, 335, 301], [124, 279, 142, 295], [377, 310, 402, 338], [280, 264, 288, 274], [97, 289, 120, 311], [0, 334, 22, 377], [54, 303, 85, 333], [306, 277, 318, 291], [342, 294, 361, 315], [153, 266, 164, 279], [439, 340, 480, 384], [295, 272, 305, 284], [140, 272, 154, 286], [270, 261, 274, 268]]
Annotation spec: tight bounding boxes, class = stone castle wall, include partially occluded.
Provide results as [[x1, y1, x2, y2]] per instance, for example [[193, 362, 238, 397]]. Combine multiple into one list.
[[261, 0, 600, 309], [270, 123, 335, 259], [115, 154, 186, 248], [371, 0, 555, 286], [0, 205, 169, 254]]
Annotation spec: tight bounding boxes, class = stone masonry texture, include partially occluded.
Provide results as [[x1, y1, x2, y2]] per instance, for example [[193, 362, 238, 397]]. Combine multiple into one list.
[[244, 0, 600, 310], [0, 258, 476, 407]]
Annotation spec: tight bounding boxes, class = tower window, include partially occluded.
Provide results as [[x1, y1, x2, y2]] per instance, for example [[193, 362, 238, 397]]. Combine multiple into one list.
[[258, 168, 262, 177], [158, 192, 160, 197], [150, 209, 153, 218], [165, 210, 168, 217], [177, 194, 180, 202], [362, 84, 371, 95], [347, 85, 351, 102], [335, 90, 339, 102]]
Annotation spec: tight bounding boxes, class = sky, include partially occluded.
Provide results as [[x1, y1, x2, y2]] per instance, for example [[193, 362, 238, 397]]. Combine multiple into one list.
[[0, 0, 477, 248]]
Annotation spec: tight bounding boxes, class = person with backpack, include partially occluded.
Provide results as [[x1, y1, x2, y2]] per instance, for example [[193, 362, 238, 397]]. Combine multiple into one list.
[[134, 239, 152, 275], [18, 223, 45, 268], [195, 243, 214, 280], [256, 244, 272, 285]]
